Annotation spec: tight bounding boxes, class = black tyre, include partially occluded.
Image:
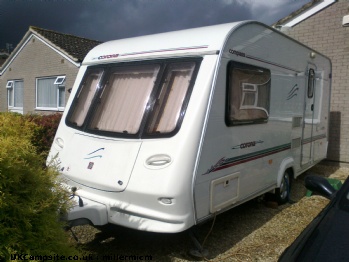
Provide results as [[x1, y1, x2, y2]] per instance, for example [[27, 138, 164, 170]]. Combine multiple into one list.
[[274, 169, 291, 204]]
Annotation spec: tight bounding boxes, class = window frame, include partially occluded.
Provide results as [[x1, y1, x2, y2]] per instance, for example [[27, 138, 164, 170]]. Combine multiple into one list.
[[308, 68, 315, 98], [143, 61, 198, 137], [88, 64, 162, 135], [66, 68, 104, 128], [65, 58, 202, 139], [241, 83, 258, 108], [225, 61, 271, 126], [7, 81, 14, 107], [7, 80, 24, 109], [36, 76, 66, 111], [54, 76, 66, 85], [6, 81, 14, 89]]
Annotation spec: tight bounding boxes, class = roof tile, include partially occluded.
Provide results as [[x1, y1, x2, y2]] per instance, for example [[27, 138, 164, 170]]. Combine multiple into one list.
[[30, 26, 102, 62]]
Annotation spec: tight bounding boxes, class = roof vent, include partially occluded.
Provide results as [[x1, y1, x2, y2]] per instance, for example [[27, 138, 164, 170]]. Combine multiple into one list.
[[343, 14, 349, 26]]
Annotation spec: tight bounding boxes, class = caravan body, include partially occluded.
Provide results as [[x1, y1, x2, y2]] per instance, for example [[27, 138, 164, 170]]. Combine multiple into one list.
[[48, 21, 331, 233]]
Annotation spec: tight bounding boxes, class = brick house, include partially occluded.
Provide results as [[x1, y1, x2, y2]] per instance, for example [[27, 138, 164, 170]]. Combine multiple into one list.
[[0, 27, 101, 114], [274, 0, 349, 165]]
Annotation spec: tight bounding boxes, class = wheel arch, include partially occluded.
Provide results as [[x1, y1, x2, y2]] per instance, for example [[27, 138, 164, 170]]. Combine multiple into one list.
[[277, 157, 295, 188]]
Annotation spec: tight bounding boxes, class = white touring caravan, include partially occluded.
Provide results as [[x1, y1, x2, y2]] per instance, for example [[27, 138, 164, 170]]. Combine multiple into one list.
[[48, 21, 331, 234]]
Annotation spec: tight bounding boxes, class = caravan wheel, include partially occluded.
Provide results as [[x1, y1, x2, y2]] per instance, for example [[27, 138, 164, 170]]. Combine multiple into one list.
[[274, 170, 291, 204]]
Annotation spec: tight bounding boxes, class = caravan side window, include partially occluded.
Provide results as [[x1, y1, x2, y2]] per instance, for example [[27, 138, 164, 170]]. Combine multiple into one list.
[[226, 62, 271, 126], [308, 68, 315, 98]]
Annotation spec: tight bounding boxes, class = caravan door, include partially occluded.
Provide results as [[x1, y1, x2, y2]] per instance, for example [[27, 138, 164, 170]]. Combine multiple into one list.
[[301, 65, 316, 167]]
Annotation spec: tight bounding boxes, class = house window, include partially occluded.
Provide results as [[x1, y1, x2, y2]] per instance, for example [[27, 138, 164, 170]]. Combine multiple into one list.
[[36, 76, 66, 110], [7, 80, 24, 108], [226, 62, 271, 125]]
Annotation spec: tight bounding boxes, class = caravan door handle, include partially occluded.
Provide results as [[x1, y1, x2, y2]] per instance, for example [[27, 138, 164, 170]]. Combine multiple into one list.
[[145, 155, 172, 166], [311, 104, 314, 111]]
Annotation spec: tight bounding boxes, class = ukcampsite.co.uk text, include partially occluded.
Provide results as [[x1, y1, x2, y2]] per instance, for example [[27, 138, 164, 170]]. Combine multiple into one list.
[[11, 253, 153, 261]]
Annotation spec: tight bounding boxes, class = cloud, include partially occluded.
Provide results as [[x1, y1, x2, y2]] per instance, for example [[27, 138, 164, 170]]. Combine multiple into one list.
[[226, 0, 309, 24], [0, 0, 309, 49], [64, 0, 253, 42]]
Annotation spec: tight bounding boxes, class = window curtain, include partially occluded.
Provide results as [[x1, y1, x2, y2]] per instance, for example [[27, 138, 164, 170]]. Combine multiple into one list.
[[14, 81, 24, 107], [89, 65, 160, 134], [37, 78, 56, 108], [147, 62, 195, 133], [242, 92, 256, 106], [229, 67, 270, 122], [69, 69, 103, 126], [8, 87, 14, 107], [58, 86, 65, 108]]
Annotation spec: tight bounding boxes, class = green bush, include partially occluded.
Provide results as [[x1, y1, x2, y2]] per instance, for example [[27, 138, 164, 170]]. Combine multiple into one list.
[[0, 113, 77, 260]]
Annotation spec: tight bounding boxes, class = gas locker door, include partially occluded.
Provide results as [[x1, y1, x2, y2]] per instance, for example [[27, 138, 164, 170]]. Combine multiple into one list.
[[301, 65, 316, 167]]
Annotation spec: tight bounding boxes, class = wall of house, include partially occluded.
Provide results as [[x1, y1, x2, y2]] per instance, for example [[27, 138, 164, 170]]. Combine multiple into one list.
[[282, 0, 349, 164], [0, 74, 4, 112], [0, 35, 79, 114]]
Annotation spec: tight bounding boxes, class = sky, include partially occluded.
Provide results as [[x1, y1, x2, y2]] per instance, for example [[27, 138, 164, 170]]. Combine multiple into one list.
[[0, 0, 310, 52]]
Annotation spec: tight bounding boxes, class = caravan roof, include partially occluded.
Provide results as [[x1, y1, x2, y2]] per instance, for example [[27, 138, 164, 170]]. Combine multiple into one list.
[[83, 22, 243, 64]]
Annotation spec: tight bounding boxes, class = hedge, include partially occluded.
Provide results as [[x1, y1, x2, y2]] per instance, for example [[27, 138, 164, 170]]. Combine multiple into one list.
[[0, 112, 77, 260], [25, 113, 62, 157]]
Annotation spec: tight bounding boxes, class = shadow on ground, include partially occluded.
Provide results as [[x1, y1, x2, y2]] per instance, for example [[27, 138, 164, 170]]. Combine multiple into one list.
[[71, 164, 341, 261]]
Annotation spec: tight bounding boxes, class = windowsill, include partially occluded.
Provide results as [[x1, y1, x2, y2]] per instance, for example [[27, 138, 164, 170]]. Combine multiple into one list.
[[8, 106, 23, 109], [35, 107, 65, 112], [8, 107, 24, 114]]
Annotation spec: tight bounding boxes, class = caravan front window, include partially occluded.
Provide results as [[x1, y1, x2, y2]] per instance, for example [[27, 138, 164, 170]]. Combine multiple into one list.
[[226, 62, 271, 126], [146, 62, 196, 134], [66, 58, 201, 138], [89, 65, 160, 134], [68, 68, 104, 127]]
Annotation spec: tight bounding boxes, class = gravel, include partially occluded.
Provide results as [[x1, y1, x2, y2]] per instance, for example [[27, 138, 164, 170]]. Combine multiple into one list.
[[68, 164, 349, 261]]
